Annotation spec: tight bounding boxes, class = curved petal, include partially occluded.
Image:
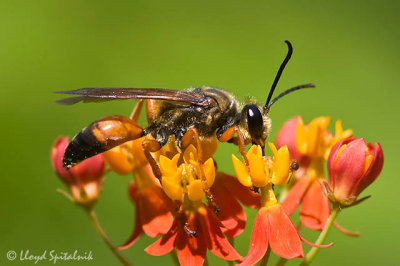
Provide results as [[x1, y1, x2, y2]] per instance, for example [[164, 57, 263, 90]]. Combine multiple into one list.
[[281, 176, 311, 215], [300, 179, 330, 231], [353, 142, 384, 197], [238, 207, 269, 266], [119, 205, 143, 250], [330, 138, 366, 202], [198, 207, 242, 261], [218, 172, 260, 208], [175, 225, 206, 266], [267, 204, 304, 259], [145, 220, 178, 256], [232, 154, 252, 187], [138, 186, 174, 237], [211, 177, 246, 238]]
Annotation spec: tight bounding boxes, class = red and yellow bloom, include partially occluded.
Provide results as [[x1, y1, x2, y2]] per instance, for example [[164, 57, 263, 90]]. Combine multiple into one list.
[[326, 137, 384, 206]]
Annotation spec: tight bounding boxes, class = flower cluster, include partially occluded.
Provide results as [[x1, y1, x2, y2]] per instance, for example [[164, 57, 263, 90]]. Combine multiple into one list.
[[51, 112, 384, 266]]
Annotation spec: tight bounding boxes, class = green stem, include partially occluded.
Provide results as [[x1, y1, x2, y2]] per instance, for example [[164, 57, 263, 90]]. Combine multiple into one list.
[[276, 258, 288, 266], [259, 248, 271, 266], [300, 206, 340, 266], [170, 250, 180, 266], [87, 209, 133, 266]]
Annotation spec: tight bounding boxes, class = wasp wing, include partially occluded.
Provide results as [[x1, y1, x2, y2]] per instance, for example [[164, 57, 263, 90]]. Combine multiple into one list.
[[56, 88, 211, 106]]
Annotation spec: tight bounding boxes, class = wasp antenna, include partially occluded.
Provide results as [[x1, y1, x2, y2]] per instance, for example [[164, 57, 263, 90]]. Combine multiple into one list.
[[264, 40, 293, 110], [266, 83, 315, 111]]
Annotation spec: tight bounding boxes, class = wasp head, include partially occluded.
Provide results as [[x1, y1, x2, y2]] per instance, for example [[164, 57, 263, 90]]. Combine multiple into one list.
[[240, 103, 271, 148]]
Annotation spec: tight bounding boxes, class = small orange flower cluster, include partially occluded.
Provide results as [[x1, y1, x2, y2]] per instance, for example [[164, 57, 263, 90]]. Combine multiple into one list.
[[51, 115, 384, 266]]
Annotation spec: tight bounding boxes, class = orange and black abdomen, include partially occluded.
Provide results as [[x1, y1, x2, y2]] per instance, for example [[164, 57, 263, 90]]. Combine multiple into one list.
[[63, 115, 142, 168]]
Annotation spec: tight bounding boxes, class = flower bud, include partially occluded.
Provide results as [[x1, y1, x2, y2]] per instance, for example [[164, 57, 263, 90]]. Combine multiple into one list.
[[327, 137, 383, 206], [51, 136, 105, 208]]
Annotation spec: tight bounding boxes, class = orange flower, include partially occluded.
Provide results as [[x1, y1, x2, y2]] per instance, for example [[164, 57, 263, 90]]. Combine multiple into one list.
[[145, 202, 242, 266], [51, 136, 104, 208], [232, 145, 332, 265], [160, 144, 215, 202], [278, 116, 352, 230], [120, 172, 175, 249]]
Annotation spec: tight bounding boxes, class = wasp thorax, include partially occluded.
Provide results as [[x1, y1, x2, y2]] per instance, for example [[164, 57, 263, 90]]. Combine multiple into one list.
[[242, 104, 264, 139]]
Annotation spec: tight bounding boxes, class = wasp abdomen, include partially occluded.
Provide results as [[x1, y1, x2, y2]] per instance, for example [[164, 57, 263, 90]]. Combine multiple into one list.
[[63, 115, 143, 168]]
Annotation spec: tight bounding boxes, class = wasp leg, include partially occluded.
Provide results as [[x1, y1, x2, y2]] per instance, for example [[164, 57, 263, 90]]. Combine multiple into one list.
[[142, 137, 162, 180], [63, 115, 143, 169], [217, 126, 249, 166], [129, 100, 144, 122]]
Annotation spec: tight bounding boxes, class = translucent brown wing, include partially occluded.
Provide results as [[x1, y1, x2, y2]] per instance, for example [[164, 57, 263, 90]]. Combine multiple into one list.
[[56, 88, 212, 106]]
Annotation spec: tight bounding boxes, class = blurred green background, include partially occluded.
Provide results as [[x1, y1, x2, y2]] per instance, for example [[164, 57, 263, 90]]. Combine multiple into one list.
[[1, 0, 399, 265]]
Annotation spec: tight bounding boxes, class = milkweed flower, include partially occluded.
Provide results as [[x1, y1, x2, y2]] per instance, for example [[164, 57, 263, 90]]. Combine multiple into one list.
[[278, 117, 352, 230], [104, 137, 174, 248], [232, 143, 329, 265], [147, 143, 242, 265], [145, 201, 242, 266], [51, 136, 105, 208], [326, 137, 384, 206]]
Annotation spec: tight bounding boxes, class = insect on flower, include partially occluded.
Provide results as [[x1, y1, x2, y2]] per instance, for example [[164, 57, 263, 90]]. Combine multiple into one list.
[[57, 41, 314, 176]]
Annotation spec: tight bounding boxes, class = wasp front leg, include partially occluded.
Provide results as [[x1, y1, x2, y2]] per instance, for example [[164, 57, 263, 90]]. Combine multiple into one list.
[[217, 126, 249, 166]]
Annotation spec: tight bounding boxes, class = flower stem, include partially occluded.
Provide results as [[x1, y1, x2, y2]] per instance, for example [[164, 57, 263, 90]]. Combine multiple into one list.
[[300, 206, 340, 265], [87, 209, 133, 266], [276, 258, 288, 266], [259, 248, 271, 266], [170, 250, 180, 266]]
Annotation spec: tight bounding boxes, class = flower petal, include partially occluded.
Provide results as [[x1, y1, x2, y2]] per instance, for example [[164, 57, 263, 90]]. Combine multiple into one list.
[[211, 176, 246, 238], [187, 179, 204, 201], [300, 179, 330, 231], [202, 158, 215, 188], [139, 186, 174, 237], [218, 172, 260, 208], [238, 207, 269, 266], [145, 220, 178, 256], [198, 206, 242, 261], [281, 176, 311, 215], [232, 154, 252, 187], [267, 204, 304, 259], [175, 224, 206, 266]]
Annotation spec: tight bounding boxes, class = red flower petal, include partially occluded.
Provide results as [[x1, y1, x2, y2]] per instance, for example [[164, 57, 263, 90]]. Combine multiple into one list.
[[218, 172, 260, 208], [353, 142, 384, 197], [267, 204, 304, 259], [175, 226, 207, 266], [145, 220, 178, 256], [281, 176, 311, 215], [300, 179, 330, 231], [119, 203, 143, 250], [276, 116, 308, 163], [211, 176, 246, 238], [238, 207, 269, 266], [138, 186, 174, 237], [198, 207, 242, 261], [329, 138, 366, 200]]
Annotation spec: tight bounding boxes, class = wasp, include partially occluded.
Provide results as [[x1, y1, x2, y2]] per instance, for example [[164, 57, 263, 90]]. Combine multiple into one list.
[[57, 41, 314, 175]]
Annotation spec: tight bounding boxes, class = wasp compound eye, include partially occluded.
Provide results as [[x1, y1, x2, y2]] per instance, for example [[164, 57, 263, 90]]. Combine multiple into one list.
[[242, 104, 264, 138]]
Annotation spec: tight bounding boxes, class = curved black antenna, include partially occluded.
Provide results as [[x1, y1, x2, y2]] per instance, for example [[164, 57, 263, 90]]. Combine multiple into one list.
[[266, 83, 315, 110], [264, 40, 293, 110]]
